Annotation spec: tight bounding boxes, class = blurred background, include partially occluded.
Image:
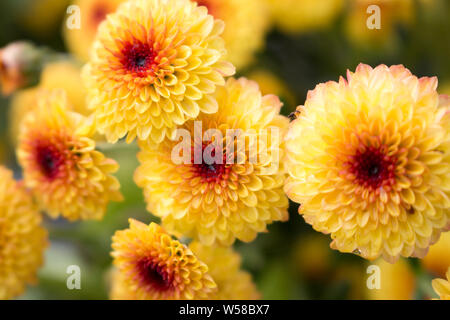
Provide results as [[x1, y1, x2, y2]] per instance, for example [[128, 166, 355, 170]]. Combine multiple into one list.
[[0, 0, 449, 299]]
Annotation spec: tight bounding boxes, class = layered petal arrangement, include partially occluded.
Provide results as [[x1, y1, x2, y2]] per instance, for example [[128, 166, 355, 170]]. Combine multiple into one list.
[[111, 219, 217, 300], [135, 77, 289, 246], [285, 64, 450, 262], [17, 89, 122, 221], [189, 242, 260, 300], [0, 166, 48, 299], [82, 0, 235, 144], [195, 0, 269, 69], [432, 267, 450, 300]]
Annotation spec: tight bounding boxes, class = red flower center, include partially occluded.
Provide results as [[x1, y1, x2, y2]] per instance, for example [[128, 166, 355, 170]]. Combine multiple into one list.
[[196, 0, 215, 15], [120, 42, 156, 76], [347, 145, 396, 190], [33, 142, 66, 180], [90, 4, 109, 27], [137, 258, 173, 292], [191, 143, 231, 183]]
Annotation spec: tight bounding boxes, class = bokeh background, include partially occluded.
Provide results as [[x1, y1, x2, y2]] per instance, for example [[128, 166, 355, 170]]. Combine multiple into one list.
[[0, 0, 449, 299]]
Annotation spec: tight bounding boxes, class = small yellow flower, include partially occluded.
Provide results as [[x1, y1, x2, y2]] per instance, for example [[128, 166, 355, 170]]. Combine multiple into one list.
[[0, 166, 48, 300], [189, 242, 260, 300], [285, 64, 450, 262], [135, 77, 289, 246], [83, 0, 235, 144], [195, 0, 269, 69], [422, 232, 450, 278], [17, 89, 122, 221], [432, 267, 450, 300], [366, 259, 416, 300], [111, 219, 217, 300], [63, 0, 126, 62], [265, 0, 344, 34]]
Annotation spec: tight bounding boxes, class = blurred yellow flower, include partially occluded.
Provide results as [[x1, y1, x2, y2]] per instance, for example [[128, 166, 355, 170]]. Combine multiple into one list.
[[189, 242, 261, 299], [366, 259, 415, 300], [111, 219, 217, 300], [63, 0, 125, 62], [345, 0, 414, 47], [17, 89, 122, 221], [135, 78, 289, 246], [285, 64, 450, 262], [266, 0, 344, 34], [422, 232, 450, 278], [432, 267, 450, 300], [82, 0, 235, 144], [195, 0, 269, 69], [0, 166, 48, 300], [9, 60, 88, 146]]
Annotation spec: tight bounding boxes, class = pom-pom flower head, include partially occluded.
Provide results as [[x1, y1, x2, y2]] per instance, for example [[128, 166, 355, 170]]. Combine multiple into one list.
[[135, 77, 289, 246], [432, 267, 450, 300], [0, 166, 48, 299], [285, 64, 450, 262], [83, 0, 235, 144], [111, 219, 217, 300], [17, 89, 122, 221]]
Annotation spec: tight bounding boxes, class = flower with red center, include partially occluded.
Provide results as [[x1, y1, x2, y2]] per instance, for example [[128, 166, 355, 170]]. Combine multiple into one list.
[[285, 64, 450, 262], [432, 267, 450, 300], [0, 166, 48, 299], [194, 0, 269, 69], [135, 77, 289, 246], [17, 89, 122, 221], [63, 0, 126, 62], [82, 0, 235, 144], [111, 219, 217, 300]]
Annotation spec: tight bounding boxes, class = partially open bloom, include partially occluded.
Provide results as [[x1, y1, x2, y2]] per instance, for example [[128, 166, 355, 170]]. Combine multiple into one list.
[[195, 0, 269, 69], [63, 0, 125, 62], [83, 0, 235, 144], [189, 242, 260, 299], [135, 78, 289, 246], [111, 219, 217, 300], [265, 0, 344, 34], [285, 64, 450, 262], [0, 166, 48, 299], [432, 267, 450, 300], [17, 89, 122, 221], [422, 232, 450, 278]]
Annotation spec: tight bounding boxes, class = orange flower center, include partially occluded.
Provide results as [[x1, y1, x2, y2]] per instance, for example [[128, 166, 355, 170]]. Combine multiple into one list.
[[137, 258, 174, 292], [32, 140, 67, 180], [196, 0, 215, 15], [90, 5, 108, 27], [120, 42, 156, 77], [347, 145, 396, 190]]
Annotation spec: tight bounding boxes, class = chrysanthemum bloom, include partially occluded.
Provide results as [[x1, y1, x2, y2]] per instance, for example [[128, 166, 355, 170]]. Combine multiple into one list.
[[0, 166, 48, 299], [285, 64, 450, 262], [189, 242, 260, 299], [63, 0, 125, 62], [432, 267, 450, 300], [135, 78, 289, 246], [195, 0, 269, 69], [423, 232, 450, 278], [83, 0, 235, 144], [17, 89, 122, 221], [265, 0, 344, 34], [111, 219, 217, 300], [9, 60, 89, 146]]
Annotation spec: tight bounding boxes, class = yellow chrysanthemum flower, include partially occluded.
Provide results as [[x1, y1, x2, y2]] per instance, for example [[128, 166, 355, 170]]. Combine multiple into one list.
[[63, 0, 125, 62], [17, 89, 122, 221], [0, 166, 48, 300], [83, 0, 235, 144], [423, 232, 450, 278], [111, 219, 217, 300], [432, 267, 450, 300], [194, 0, 269, 69], [345, 0, 414, 47], [9, 60, 88, 145], [265, 0, 344, 34], [285, 64, 450, 262], [135, 77, 289, 246], [366, 259, 415, 300], [189, 242, 260, 300]]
